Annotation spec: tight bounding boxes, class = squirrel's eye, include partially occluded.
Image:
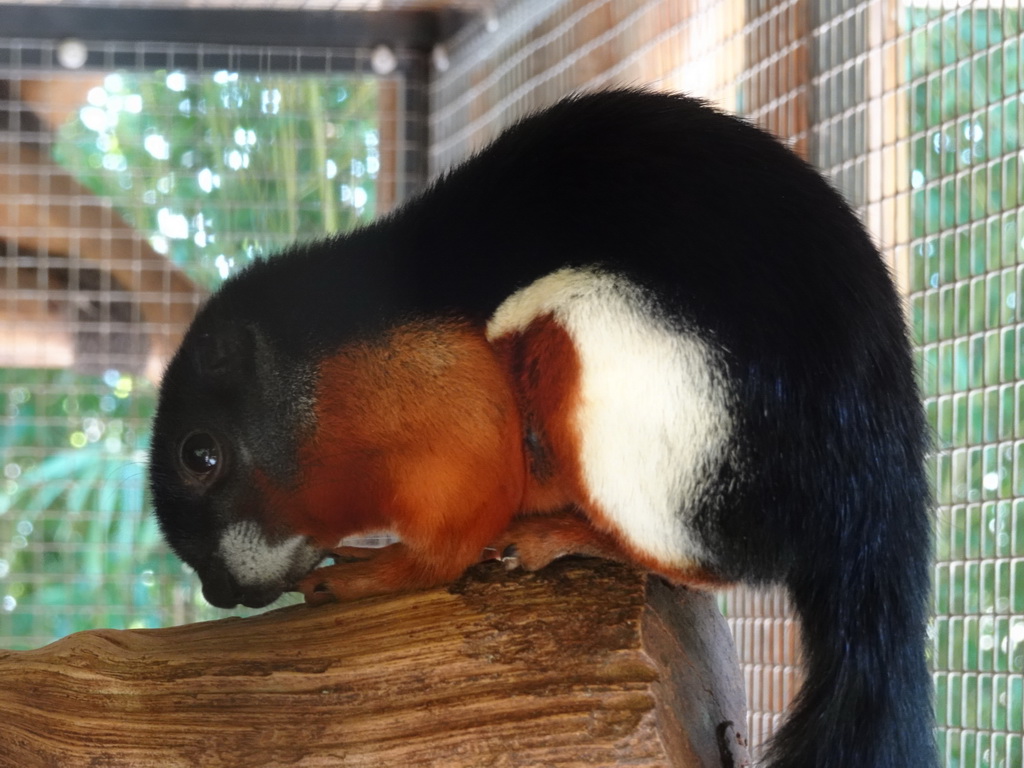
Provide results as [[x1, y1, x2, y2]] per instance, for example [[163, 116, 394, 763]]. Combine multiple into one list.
[[180, 432, 222, 480]]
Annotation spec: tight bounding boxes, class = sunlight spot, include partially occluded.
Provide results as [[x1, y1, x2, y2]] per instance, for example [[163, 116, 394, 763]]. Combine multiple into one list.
[[114, 375, 134, 399], [260, 88, 281, 115], [144, 133, 170, 160], [149, 237, 168, 259], [166, 72, 188, 92], [102, 153, 127, 172], [83, 418, 103, 443], [79, 105, 108, 132], [157, 208, 189, 240], [1011, 622, 1024, 644], [215, 254, 234, 280], [86, 86, 107, 107], [197, 167, 221, 193], [234, 127, 257, 147]]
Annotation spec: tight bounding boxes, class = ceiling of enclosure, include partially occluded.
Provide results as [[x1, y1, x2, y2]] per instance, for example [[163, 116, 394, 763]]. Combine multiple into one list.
[[3, 0, 488, 9]]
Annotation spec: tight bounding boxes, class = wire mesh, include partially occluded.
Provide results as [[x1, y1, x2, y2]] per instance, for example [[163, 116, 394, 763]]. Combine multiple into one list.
[[901, 4, 1024, 766], [0, 34, 418, 650], [0, 1, 1022, 764]]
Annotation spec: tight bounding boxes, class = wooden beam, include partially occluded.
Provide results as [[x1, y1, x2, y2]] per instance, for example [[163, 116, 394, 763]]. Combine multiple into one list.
[[0, 560, 750, 767], [0, 137, 205, 379], [0, 263, 74, 369]]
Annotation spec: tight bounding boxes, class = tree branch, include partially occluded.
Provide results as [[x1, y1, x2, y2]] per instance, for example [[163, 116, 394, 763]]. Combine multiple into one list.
[[0, 560, 750, 768]]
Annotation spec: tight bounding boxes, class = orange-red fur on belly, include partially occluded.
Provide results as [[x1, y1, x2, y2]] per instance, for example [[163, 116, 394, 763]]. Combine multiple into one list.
[[278, 319, 528, 598], [489, 313, 587, 514], [274, 313, 710, 602]]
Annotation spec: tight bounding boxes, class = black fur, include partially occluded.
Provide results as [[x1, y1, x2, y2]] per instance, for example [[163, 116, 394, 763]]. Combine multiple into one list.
[[151, 89, 935, 766]]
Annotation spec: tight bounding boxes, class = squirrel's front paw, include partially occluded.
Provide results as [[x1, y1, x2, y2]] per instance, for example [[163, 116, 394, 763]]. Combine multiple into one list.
[[297, 567, 344, 606]]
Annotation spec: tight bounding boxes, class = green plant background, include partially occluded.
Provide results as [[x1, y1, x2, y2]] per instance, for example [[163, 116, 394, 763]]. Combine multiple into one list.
[[1, 71, 378, 648], [906, 8, 1024, 767]]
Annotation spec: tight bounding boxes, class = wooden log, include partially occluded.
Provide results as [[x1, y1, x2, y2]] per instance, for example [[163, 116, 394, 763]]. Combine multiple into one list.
[[0, 560, 750, 768]]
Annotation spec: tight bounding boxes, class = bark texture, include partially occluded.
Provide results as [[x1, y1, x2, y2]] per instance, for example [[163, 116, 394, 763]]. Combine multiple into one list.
[[0, 560, 750, 768]]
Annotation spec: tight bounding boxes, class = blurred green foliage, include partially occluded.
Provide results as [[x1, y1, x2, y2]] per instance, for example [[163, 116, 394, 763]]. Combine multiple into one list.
[[0, 367, 170, 644], [55, 71, 379, 288], [1, 70, 378, 649], [906, 8, 1024, 768]]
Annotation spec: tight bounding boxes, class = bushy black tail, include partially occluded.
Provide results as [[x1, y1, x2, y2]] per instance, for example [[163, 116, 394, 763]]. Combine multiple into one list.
[[765, 392, 937, 768]]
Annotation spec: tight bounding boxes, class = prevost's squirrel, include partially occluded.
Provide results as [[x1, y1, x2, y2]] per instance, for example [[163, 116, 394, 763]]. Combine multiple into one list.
[[149, 89, 935, 768]]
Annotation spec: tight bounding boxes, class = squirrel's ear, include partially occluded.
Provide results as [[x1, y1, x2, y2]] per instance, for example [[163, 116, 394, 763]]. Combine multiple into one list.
[[191, 322, 254, 387]]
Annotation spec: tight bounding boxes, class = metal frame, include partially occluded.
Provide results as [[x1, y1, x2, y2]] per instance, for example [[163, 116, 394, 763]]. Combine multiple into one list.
[[0, 5, 469, 52], [0, 5, 444, 196]]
